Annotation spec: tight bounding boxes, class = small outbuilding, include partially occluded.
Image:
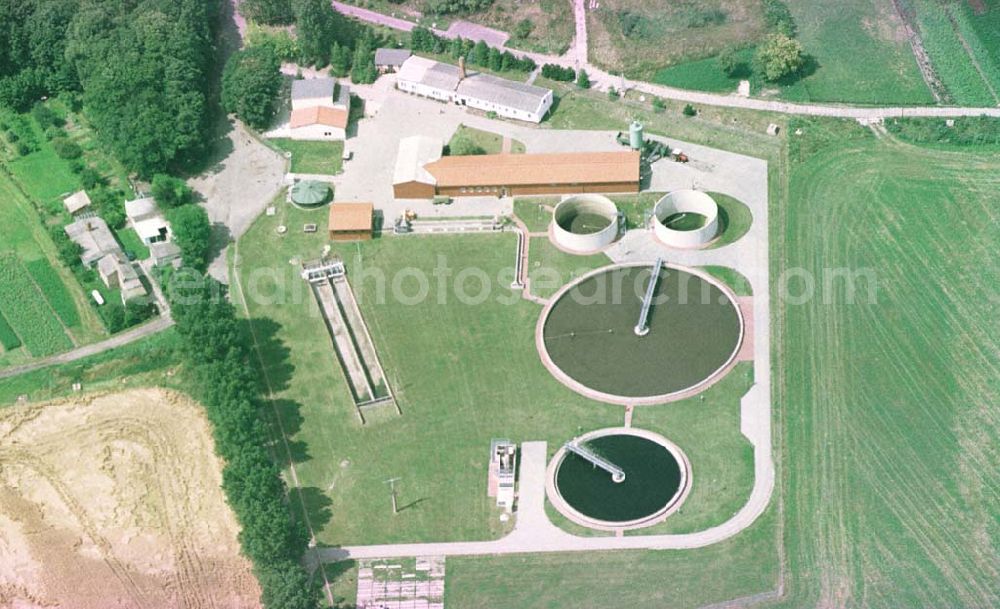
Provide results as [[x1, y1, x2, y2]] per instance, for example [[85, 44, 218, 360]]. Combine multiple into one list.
[[289, 78, 351, 140], [96, 253, 148, 304], [149, 241, 182, 267], [125, 197, 171, 244], [375, 48, 412, 73], [328, 202, 374, 241], [62, 190, 92, 215]]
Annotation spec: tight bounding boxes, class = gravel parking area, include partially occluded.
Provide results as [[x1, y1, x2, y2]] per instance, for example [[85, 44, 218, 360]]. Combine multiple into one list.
[[188, 120, 286, 281]]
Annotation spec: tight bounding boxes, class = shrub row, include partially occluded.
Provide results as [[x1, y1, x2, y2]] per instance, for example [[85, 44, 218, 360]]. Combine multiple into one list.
[[541, 64, 576, 81], [169, 272, 316, 609]]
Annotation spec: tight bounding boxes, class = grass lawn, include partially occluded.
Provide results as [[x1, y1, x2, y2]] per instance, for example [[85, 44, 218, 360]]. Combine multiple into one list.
[[652, 48, 754, 94], [513, 197, 557, 232], [652, 0, 936, 104], [0, 329, 183, 405], [447, 507, 777, 609], [701, 266, 752, 297], [710, 192, 754, 248], [526, 237, 609, 300], [772, 122, 1000, 606], [269, 138, 344, 175], [115, 227, 151, 261], [447, 124, 525, 155]]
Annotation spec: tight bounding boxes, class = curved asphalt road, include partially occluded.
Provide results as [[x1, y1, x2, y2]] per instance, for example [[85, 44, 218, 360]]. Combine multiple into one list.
[[330, 0, 1000, 119]]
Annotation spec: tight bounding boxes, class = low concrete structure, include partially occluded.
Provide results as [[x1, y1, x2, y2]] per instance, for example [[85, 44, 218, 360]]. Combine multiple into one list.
[[64, 217, 121, 267], [550, 194, 620, 253], [652, 190, 719, 248], [62, 190, 91, 215], [125, 197, 171, 245], [328, 202, 374, 241], [396, 56, 553, 123], [290, 78, 350, 140], [488, 439, 517, 512]]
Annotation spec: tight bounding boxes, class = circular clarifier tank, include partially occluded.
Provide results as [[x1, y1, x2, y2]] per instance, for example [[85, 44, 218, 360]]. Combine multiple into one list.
[[547, 428, 691, 530], [537, 262, 743, 405]]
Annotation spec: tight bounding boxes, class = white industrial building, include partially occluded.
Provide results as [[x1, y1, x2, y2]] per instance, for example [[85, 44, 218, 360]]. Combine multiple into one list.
[[396, 56, 553, 123], [125, 197, 171, 245], [289, 77, 350, 140]]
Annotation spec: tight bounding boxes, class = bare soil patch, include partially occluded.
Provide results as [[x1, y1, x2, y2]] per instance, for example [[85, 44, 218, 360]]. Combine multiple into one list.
[[0, 388, 261, 609]]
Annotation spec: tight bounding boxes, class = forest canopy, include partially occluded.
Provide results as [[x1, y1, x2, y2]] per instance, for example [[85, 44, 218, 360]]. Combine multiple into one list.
[[0, 0, 222, 176]]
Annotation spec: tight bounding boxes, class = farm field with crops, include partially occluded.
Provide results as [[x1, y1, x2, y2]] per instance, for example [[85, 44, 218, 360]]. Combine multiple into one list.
[[0, 173, 103, 365], [771, 120, 1000, 607]]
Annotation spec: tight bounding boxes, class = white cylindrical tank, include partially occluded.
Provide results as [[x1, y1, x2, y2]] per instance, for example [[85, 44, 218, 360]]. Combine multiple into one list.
[[550, 194, 620, 253], [653, 190, 719, 248]]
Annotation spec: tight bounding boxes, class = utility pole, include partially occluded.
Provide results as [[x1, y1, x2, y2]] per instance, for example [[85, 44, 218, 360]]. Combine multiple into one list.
[[384, 477, 401, 515]]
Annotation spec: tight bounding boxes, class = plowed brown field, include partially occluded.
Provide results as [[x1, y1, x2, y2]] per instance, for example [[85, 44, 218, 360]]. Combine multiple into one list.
[[0, 388, 261, 609]]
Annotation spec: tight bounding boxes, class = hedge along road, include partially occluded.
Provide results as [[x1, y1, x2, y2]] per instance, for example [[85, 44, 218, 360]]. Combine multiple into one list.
[[328, 0, 1000, 119]]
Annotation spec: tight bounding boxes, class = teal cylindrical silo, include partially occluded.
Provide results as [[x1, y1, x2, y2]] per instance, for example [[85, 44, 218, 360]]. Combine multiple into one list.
[[629, 120, 644, 150]]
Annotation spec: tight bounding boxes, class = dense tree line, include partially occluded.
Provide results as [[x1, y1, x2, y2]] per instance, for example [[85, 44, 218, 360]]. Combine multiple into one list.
[[169, 273, 317, 609], [424, 0, 493, 16], [240, 0, 295, 26], [0, 0, 222, 177], [410, 27, 535, 73], [222, 46, 283, 129]]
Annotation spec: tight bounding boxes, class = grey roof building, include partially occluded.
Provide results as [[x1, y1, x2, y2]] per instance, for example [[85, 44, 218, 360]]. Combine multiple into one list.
[[291, 78, 337, 104], [395, 56, 553, 123], [375, 48, 412, 69], [457, 73, 552, 116], [65, 217, 123, 267]]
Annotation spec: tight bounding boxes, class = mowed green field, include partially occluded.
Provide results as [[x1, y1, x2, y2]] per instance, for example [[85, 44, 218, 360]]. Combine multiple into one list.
[[773, 127, 1000, 606], [779, 0, 932, 103], [655, 0, 934, 104], [269, 138, 344, 175]]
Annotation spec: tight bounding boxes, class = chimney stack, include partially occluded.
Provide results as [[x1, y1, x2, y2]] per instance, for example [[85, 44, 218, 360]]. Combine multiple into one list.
[[459, 56, 467, 80]]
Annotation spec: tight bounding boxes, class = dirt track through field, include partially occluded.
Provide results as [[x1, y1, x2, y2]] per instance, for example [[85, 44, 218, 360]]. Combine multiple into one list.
[[0, 388, 261, 609]]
